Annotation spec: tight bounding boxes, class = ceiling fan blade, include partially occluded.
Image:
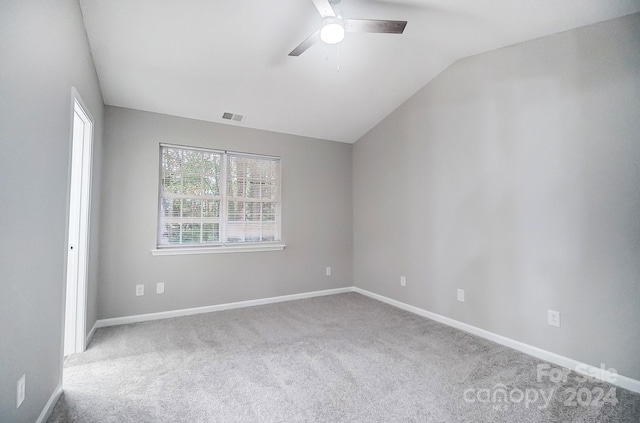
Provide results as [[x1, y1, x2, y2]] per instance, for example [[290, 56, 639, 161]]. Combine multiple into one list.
[[344, 19, 407, 34], [289, 30, 321, 56], [311, 0, 336, 17]]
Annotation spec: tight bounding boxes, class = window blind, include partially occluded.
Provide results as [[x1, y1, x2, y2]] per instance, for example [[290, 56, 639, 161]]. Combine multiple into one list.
[[226, 153, 281, 243], [158, 145, 281, 247]]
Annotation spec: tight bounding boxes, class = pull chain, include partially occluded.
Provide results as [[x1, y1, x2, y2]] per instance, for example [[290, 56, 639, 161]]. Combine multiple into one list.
[[325, 44, 341, 72]]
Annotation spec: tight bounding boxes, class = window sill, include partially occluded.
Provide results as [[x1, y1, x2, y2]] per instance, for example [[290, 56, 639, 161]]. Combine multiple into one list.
[[151, 243, 286, 256]]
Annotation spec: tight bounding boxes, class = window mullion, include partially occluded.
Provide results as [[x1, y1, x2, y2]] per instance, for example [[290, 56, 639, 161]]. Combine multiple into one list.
[[199, 200, 204, 244], [179, 199, 183, 244], [260, 175, 264, 241], [179, 150, 184, 244], [200, 155, 204, 244], [220, 152, 228, 245]]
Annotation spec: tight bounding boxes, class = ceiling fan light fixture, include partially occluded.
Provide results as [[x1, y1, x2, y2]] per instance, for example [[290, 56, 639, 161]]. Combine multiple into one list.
[[288, 0, 407, 56], [320, 17, 345, 44]]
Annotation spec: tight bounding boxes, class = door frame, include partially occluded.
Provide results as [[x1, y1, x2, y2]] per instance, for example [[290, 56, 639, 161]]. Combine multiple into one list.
[[64, 87, 94, 356]]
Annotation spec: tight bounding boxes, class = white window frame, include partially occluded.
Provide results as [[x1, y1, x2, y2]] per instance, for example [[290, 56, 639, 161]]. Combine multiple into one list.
[[152, 144, 285, 255]]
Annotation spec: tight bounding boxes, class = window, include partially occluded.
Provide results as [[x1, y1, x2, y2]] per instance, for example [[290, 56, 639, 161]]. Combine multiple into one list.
[[157, 144, 281, 250]]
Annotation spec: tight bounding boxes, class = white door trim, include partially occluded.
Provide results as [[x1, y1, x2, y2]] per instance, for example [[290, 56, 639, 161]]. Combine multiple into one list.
[[64, 87, 94, 356]]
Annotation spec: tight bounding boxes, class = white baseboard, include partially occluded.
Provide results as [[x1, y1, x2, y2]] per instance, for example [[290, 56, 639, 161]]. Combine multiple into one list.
[[36, 383, 62, 423], [353, 287, 640, 394], [95, 287, 353, 329], [85, 321, 98, 350]]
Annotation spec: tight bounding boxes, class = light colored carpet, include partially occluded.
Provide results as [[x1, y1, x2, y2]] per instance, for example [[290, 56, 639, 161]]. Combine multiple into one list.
[[48, 293, 639, 422]]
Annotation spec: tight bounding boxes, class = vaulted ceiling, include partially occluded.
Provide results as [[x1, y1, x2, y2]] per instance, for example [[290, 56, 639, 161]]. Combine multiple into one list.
[[79, 0, 640, 143]]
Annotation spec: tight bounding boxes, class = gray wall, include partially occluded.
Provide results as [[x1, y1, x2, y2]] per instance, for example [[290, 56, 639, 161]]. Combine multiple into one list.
[[353, 13, 640, 380], [99, 107, 352, 319], [0, 0, 104, 421]]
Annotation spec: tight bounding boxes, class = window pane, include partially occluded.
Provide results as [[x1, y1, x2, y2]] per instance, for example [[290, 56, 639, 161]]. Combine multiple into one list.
[[181, 199, 200, 218], [181, 174, 201, 196], [162, 223, 181, 244], [202, 223, 219, 242], [246, 201, 260, 221], [181, 150, 202, 173], [161, 198, 181, 218], [159, 146, 224, 246], [159, 146, 280, 247], [261, 202, 275, 221], [261, 223, 277, 241], [162, 173, 182, 194], [203, 176, 219, 196], [261, 184, 273, 199], [202, 199, 220, 218], [248, 180, 261, 198], [225, 154, 280, 244], [181, 223, 200, 243], [202, 153, 219, 175], [228, 201, 244, 221], [162, 148, 181, 173]]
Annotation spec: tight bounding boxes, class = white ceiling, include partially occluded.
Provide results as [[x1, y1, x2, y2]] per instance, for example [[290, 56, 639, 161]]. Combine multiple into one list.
[[79, 0, 640, 143]]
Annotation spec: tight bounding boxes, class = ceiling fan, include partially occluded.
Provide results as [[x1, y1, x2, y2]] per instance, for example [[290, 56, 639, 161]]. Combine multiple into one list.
[[289, 0, 408, 56]]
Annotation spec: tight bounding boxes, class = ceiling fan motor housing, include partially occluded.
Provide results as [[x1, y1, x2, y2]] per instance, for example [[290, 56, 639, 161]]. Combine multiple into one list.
[[289, 0, 407, 56], [320, 16, 345, 44]]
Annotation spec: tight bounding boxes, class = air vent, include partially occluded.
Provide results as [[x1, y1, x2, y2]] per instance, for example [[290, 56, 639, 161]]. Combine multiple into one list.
[[222, 112, 244, 122]]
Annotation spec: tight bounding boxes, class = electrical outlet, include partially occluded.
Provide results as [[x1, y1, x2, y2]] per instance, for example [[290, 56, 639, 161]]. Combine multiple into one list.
[[457, 289, 465, 302], [325, 267, 332, 276], [548, 310, 561, 327], [156, 283, 165, 294], [400, 276, 406, 287], [17, 374, 25, 408], [136, 284, 144, 296]]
